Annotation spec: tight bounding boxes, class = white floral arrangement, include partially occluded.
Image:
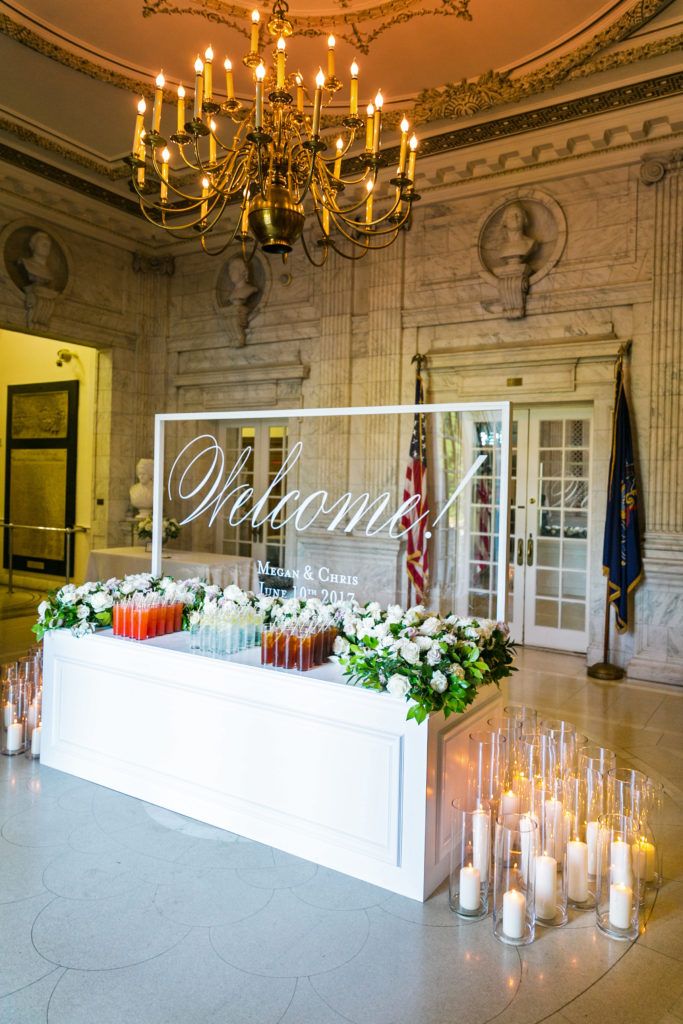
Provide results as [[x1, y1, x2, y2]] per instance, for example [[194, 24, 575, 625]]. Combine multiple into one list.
[[135, 516, 180, 544], [34, 579, 515, 722]]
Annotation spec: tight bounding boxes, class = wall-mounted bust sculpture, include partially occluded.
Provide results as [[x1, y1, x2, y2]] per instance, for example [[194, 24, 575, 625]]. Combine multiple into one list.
[[215, 255, 265, 347], [477, 191, 566, 319], [3, 223, 69, 330]]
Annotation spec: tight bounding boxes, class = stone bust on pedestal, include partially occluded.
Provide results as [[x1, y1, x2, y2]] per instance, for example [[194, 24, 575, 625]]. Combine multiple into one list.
[[129, 458, 154, 519]]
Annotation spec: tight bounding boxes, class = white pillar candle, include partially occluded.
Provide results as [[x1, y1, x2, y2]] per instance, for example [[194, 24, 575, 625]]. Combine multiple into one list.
[[30, 725, 41, 758], [502, 888, 526, 939], [544, 798, 563, 859], [519, 813, 537, 880], [27, 701, 38, 731], [567, 839, 589, 902], [3, 702, 16, 728], [6, 721, 23, 753], [471, 808, 490, 885], [586, 820, 600, 875], [611, 839, 632, 886], [534, 853, 557, 920], [609, 882, 632, 930], [501, 790, 520, 815], [632, 840, 656, 884], [459, 865, 480, 912]]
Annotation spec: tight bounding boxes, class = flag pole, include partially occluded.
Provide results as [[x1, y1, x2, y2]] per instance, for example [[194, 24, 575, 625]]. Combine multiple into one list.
[[587, 346, 631, 681], [587, 579, 624, 680]]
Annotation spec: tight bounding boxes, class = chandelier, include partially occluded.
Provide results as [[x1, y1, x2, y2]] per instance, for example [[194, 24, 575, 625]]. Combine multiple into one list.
[[127, 0, 420, 264]]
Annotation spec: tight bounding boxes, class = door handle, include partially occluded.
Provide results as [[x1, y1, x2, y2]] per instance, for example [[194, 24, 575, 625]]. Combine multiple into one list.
[[516, 538, 523, 566], [527, 534, 534, 567]]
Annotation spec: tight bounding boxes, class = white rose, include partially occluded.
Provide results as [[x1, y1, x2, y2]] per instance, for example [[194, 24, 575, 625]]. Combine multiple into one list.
[[419, 616, 440, 636], [37, 600, 49, 621], [333, 636, 350, 656], [58, 584, 77, 605], [386, 674, 411, 699], [189, 610, 201, 627], [223, 584, 244, 602], [386, 604, 404, 623], [477, 621, 494, 640], [76, 604, 91, 620], [89, 591, 113, 613], [430, 670, 448, 693], [451, 664, 466, 681], [365, 601, 382, 620], [416, 635, 433, 651], [398, 639, 420, 665], [426, 645, 442, 666], [373, 622, 390, 639]]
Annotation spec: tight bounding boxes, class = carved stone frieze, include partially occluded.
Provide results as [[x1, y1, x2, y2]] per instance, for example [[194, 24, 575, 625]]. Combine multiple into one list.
[[477, 189, 567, 320], [132, 253, 176, 275]]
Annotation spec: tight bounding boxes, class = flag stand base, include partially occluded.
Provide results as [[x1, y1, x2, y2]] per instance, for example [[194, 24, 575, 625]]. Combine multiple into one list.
[[587, 661, 625, 681]]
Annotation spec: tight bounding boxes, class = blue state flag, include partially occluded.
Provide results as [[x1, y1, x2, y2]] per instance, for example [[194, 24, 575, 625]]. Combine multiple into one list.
[[602, 361, 643, 632]]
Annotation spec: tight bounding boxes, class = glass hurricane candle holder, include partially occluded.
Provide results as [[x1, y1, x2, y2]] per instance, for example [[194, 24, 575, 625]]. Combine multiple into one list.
[[579, 744, 617, 776], [467, 731, 507, 812], [493, 815, 537, 946], [449, 799, 490, 919], [532, 777, 569, 927], [563, 774, 595, 910], [596, 812, 641, 941], [502, 704, 539, 735], [539, 718, 578, 776]]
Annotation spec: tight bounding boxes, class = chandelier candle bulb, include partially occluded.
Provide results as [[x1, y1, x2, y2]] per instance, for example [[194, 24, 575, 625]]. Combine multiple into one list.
[[204, 46, 214, 100], [372, 90, 383, 154], [193, 57, 204, 119], [137, 136, 146, 185], [327, 35, 335, 79], [241, 196, 249, 234], [152, 72, 164, 133], [201, 176, 209, 221], [160, 147, 170, 201], [398, 116, 409, 173], [224, 59, 234, 100], [333, 136, 343, 178], [176, 85, 185, 132], [250, 10, 260, 54], [567, 839, 589, 902], [208, 121, 216, 163], [295, 74, 304, 112], [365, 103, 374, 151], [349, 60, 359, 116], [322, 203, 330, 235], [365, 179, 373, 224], [312, 68, 325, 135], [255, 63, 266, 128], [407, 132, 418, 181], [132, 97, 146, 153], [276, 37, 286, 89]]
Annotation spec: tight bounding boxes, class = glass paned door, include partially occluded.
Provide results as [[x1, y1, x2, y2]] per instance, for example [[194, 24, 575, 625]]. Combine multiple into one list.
[[506, 406, 591, 653], [221, 422, 288, 568]]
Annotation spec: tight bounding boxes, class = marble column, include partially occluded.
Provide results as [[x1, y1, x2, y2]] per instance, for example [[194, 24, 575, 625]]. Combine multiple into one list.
[[629, 151, 683, 683]]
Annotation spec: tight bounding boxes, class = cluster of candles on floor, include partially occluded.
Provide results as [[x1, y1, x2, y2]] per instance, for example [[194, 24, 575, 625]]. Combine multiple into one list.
[[1, 648, 43, 759], [449, 705, 663, 944], [260, 620, 338, 672], [188, 606, 265, 656], [112, 595, 185, 640]]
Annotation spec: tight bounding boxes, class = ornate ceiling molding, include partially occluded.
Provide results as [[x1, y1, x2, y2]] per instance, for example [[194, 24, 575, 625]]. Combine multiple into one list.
[[141, 0, 471, 54], [412, 0, 678, 123], [0, 115, 130, 180]]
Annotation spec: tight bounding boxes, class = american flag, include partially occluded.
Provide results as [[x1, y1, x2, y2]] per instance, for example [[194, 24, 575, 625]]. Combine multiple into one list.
[[402, 362, 428, 604]]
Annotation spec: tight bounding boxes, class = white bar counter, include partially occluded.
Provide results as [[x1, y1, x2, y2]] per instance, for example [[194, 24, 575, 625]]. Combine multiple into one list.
[[41, 629, 500, 901]]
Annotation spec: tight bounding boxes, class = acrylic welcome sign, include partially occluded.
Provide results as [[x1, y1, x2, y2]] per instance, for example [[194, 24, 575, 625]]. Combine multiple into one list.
[[151, 403, 511, 620]]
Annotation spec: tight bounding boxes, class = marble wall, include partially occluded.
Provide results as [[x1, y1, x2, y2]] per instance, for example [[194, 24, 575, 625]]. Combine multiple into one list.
[[0, 106, 681, 684]]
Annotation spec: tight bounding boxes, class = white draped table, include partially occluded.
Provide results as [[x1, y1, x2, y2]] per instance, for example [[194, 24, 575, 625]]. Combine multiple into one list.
[[41, 629, 500, 901], [85, 546, 252, 589]]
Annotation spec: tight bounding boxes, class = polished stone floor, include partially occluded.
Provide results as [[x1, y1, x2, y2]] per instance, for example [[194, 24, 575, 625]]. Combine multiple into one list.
[[1, 647, 682, 1024]]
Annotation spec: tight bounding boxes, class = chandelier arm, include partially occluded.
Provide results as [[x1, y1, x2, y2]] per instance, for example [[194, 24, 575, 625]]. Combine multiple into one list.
[[325, 209, 402, 251], [300, 230, 329, 267], [320, 131, 356, 165]]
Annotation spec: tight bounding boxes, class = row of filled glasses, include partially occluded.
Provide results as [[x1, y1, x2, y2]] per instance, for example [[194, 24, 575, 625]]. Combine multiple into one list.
[[261, 622, 338, 673], [450, 703, 664, 945], [189, 607, 265, 657], [1, 648, 43, 758], [112, 596, 185, 640]]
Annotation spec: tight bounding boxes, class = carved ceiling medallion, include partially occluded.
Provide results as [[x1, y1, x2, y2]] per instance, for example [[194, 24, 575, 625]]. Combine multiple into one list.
[[141, 0, 471, 53]]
